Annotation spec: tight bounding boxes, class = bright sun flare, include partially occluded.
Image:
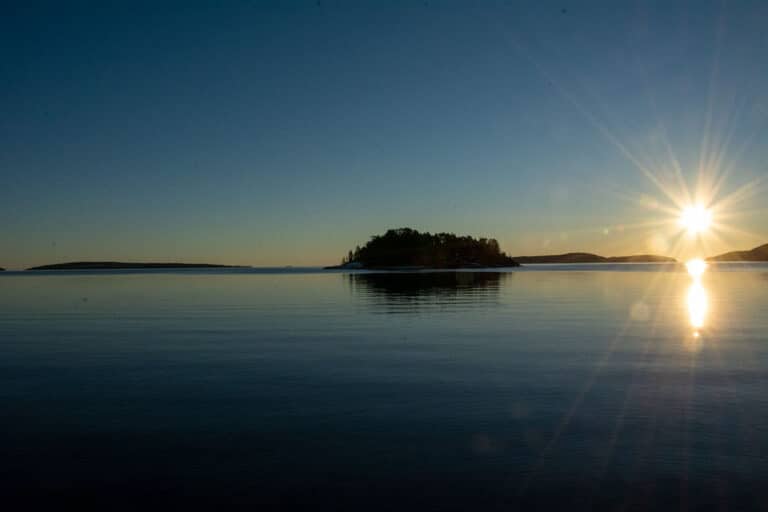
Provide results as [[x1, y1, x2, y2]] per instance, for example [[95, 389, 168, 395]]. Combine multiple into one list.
[[679, 205, 712, 234]]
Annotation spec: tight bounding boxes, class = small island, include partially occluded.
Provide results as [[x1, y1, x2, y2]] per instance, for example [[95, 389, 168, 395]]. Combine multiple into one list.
[[27, 262, 250, 271], [708, 243, 768, 262], [327, 228, 520, 269], [512, 252, 677, 264]]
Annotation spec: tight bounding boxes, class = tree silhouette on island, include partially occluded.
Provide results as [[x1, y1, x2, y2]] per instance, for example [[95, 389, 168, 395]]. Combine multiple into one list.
[[329, 228, 520, 269]]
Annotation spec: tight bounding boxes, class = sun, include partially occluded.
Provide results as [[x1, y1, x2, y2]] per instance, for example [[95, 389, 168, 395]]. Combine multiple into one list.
[[679, 205, 712, 235]]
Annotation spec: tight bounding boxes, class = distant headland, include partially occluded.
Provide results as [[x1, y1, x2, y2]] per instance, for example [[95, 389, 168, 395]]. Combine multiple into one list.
[[708, 243, 768, 262], [512, 252, 677, 264], [27, 262, 250, 271], [326, 228, 520, 269]]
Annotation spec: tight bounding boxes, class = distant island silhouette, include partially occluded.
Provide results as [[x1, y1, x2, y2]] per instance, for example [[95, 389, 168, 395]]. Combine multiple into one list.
[[13, 242, 768, 272], [708, 243, 768, 262], [512, 252, 677, 264], [327, 228, 520, 269], [27, 262, 249, 271]]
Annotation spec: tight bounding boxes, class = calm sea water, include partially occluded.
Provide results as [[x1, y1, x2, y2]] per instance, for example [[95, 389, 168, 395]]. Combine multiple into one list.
[[2, 264, 768, 510]]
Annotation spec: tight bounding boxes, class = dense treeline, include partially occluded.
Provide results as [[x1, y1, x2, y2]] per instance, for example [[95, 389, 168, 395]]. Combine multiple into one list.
[[341, 228, 519, 268]]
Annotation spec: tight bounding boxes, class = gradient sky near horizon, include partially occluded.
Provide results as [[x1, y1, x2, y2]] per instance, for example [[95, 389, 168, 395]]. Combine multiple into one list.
[[2, 1, 767, 269]]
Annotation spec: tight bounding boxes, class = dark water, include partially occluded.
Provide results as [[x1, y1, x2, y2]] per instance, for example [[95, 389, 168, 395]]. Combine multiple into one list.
[[2, 264, 768, 510]]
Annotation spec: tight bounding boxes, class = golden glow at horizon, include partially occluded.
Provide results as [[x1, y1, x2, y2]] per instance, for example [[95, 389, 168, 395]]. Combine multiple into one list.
[[685, 258, 708, 335]]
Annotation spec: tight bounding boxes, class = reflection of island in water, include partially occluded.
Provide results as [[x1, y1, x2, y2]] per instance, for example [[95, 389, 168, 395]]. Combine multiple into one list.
[[347, 271, 509, 311]]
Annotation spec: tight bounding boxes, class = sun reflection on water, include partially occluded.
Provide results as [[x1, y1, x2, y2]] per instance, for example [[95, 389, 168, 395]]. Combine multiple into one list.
[[685, 258, 709, 338], [685, 258, 707, 279], [687, 281, 708, 330]]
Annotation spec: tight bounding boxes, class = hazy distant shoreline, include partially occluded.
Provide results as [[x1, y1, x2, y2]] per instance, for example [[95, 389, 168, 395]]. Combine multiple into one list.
[[26, 262, 251, 271], [512, 252, 677, 264]]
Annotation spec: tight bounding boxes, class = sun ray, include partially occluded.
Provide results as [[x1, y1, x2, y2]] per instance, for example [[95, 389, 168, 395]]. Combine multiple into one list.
[[712, 206, 768, 219], [504, 34, 691, 211], [605, 188, 687, 219], [504, 19, 761, 264], [710, 223, 767, 245], [699, 228, 728, 257], [710, 177, 766, 215], [710, 129, 765, 202]]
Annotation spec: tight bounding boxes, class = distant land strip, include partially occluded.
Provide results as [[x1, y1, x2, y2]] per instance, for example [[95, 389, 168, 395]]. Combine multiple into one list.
[[511, 252, 677, 264], [26, 262, 250, 271]]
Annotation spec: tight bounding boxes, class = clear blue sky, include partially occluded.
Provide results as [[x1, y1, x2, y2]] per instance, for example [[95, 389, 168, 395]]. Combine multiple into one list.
[[2, 1, 766, 268]]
